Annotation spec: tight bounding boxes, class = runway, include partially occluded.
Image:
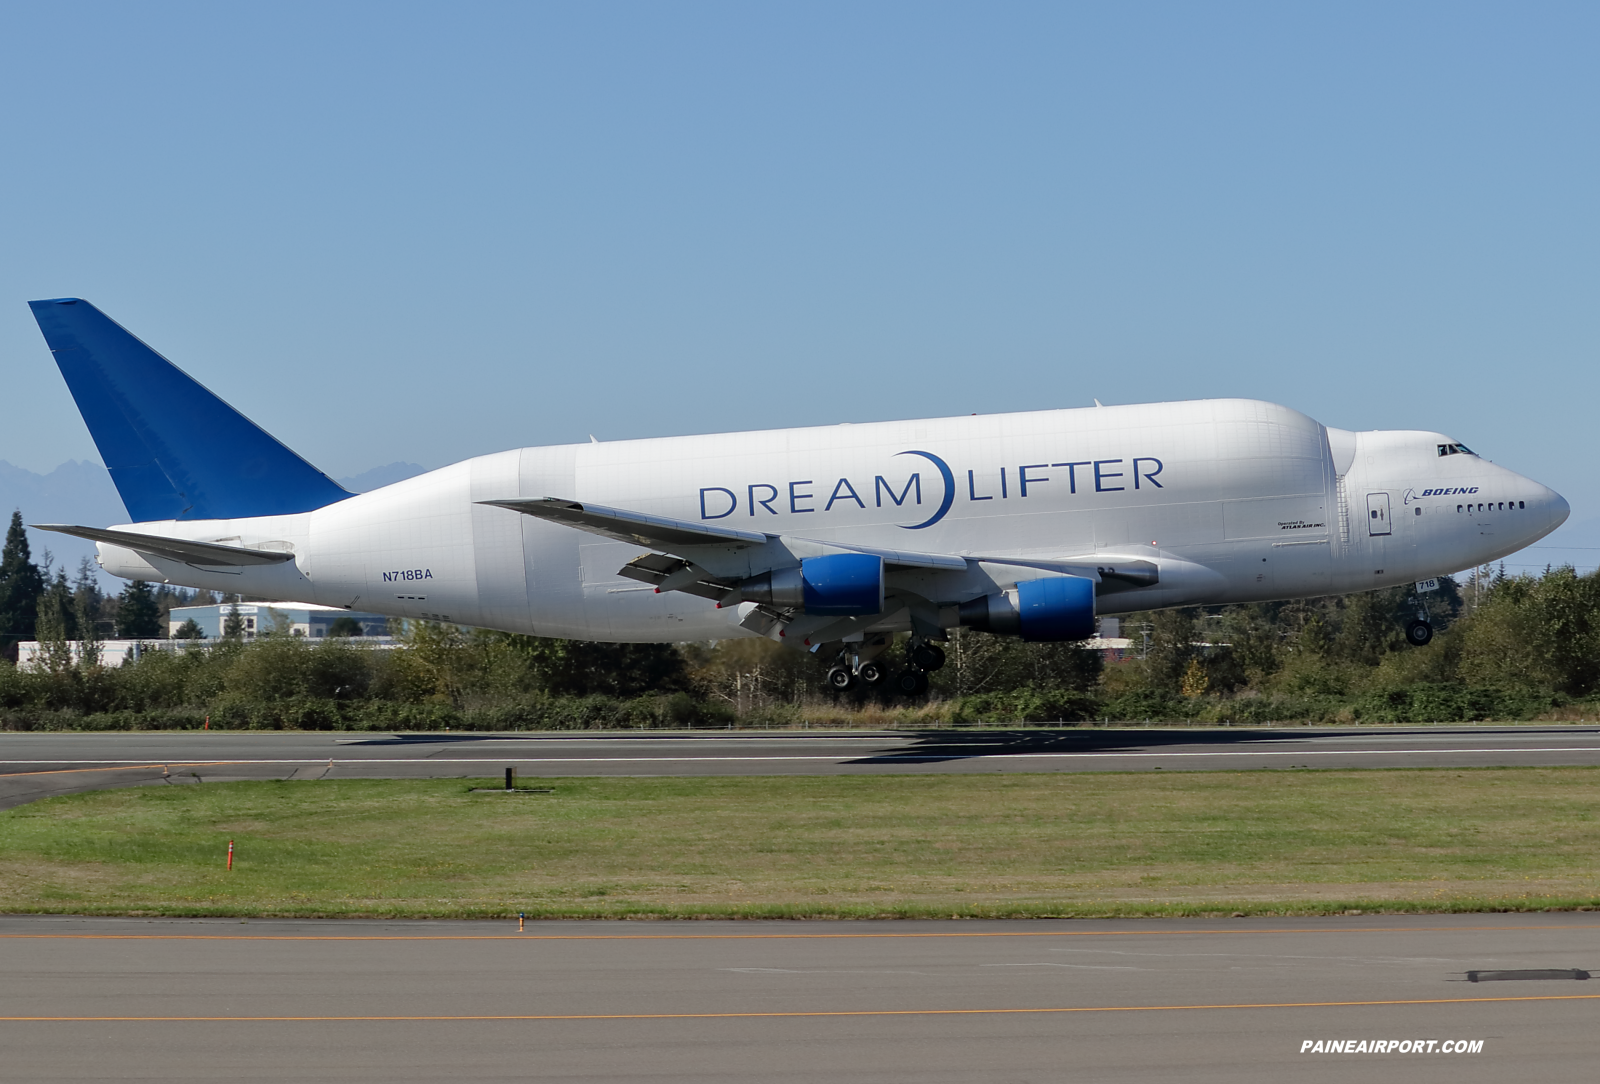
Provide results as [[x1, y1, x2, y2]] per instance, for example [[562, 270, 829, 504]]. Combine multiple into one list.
[[0, 912, 1594, 1081], [4, 725, 1600, 808]]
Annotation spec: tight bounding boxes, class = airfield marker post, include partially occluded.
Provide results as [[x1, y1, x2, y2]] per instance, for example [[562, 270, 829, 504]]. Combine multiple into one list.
[[226, 840, 234, 870]]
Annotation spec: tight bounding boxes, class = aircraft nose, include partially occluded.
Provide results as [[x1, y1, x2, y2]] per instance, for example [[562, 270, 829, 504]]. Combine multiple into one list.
[[1549, 489, 1571, 530], [1520, 478, 1570, 535]]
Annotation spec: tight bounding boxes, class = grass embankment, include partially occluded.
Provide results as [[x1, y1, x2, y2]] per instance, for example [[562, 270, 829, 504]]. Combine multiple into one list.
[[2, 770, 1598, 919]]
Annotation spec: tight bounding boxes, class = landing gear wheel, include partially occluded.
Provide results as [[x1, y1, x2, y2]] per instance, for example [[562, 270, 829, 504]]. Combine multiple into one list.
[[1405, 620, 1434, 647], [826, 666, 856, 691], [857, 661, 885, 685], [910, 644, 946, 671], [893, 670, 929, 697]]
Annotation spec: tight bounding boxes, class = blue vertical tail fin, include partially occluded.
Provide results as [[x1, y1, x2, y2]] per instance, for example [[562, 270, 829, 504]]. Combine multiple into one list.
[[28, 298, 352, 522]]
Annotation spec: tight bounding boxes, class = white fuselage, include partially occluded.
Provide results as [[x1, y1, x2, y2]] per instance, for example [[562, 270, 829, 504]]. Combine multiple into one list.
[[91, 399, 1569, 641]]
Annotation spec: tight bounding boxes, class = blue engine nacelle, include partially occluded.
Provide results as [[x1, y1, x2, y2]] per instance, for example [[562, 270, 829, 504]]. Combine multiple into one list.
[[957, 575, 1096, 641], [739, 553, 884, 616]]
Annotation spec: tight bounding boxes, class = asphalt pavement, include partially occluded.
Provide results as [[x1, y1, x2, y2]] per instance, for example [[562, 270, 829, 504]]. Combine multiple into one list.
[[0, 912, 1594, 1082], [5, 725, 1600, 808]]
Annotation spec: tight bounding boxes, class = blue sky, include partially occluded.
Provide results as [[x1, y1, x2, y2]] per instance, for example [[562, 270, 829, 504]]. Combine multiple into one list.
[[2, 1, 1596, 572]]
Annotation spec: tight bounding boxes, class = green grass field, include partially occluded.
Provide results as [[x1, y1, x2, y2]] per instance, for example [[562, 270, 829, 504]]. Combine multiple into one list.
[[2, 769, 1598, 918]]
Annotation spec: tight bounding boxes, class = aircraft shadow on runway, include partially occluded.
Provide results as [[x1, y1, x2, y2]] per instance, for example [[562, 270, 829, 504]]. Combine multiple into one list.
[[330, 724, 1596, 766], [333, 728, 1321, 756], [839, 727, 1340, 764], [327, 725, 1577, 766], [838, 725, 1596, 764]]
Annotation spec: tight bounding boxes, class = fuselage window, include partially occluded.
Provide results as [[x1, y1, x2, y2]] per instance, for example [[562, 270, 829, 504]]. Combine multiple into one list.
[[1457, 504, 1464, 512], [1519, 500, 1525, 509]]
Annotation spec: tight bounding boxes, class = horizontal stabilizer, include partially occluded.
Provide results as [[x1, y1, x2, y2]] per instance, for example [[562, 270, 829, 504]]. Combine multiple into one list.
[[480, 498, 771, 549], [28, 298, 352, 522], [32, 524, 297, 567]]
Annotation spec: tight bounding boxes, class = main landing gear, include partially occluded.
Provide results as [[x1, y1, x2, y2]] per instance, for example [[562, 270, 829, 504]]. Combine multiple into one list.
[[1404, 589, 1435, 647], [823, 637, 946, 697]]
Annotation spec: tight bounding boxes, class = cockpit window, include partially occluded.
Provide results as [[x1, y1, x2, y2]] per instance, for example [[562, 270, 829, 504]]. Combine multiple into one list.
[[1437, 442, 1476, 457]]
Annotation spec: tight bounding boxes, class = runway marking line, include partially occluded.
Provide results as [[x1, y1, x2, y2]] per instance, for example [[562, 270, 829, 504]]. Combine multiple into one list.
[[0, 924, 1588, 942], [4, 993, 1598, 1022]]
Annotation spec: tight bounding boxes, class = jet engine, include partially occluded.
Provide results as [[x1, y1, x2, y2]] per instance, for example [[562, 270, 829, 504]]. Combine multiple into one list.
[[739, 553, 884, 616], [958, 575, 1095, 642]]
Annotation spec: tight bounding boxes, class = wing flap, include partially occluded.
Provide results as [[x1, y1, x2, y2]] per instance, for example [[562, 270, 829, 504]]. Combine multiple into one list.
[[617, 553, 735, 601]]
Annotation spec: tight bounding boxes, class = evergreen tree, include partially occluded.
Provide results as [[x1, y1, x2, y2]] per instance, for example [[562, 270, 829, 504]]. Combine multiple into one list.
[[75, 584, 104, 668], [71, 558, 105, 638], [34, 570, 78, 674], [0, 510, 45, 660], [116, 580, 162, 639], [37, 569, 78, 641], [222, 596, 245, 640]]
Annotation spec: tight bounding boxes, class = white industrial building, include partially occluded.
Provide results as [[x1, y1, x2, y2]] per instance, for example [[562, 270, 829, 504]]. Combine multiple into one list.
[[166, 602, 393, 640]]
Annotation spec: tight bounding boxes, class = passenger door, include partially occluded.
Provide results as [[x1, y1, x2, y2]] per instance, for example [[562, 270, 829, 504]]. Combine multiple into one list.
[[1366, 492, 1392, 536]]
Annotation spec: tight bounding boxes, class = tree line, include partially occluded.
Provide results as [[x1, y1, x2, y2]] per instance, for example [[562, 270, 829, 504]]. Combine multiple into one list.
[[3, 507, 1596, 730], [0, 512, 193, 659]]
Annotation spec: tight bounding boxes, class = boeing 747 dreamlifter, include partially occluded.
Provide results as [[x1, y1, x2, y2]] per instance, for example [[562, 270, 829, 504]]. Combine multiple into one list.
[[26, 298, 1568, 694]]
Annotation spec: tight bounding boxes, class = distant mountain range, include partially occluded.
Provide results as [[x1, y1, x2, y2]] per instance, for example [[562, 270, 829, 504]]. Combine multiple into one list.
[[0, 460, 426, 583]]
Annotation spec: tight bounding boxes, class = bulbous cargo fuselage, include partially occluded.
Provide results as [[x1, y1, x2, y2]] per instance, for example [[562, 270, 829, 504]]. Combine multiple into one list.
[[89, 398, 1568, 642]]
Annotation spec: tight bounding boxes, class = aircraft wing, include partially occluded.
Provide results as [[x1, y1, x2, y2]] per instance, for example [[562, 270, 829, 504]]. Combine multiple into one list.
[[479, 498, 772, 548], [795, 539, 969, 572], [480, 497, 1162, 602], [482, 498, 976, 605], [32, 524, 297, 567], [483, 498, 970, 572], [980, 554, 1160, 591]]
